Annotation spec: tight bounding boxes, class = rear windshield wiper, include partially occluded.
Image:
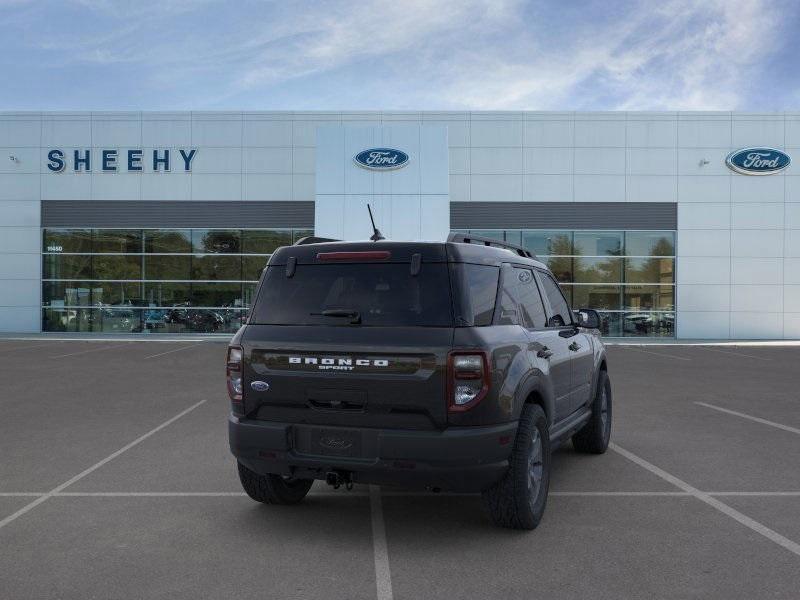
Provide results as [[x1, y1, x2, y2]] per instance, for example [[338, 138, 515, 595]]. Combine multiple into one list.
[[311, 309, 362, 324]]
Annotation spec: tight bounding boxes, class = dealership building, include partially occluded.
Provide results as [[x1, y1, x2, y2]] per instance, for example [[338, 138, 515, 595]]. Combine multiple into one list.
[[0, 110, 798, 339]]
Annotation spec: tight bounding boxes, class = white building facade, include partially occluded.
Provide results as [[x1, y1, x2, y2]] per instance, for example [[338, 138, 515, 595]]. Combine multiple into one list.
[[0, 110, 798, 339]]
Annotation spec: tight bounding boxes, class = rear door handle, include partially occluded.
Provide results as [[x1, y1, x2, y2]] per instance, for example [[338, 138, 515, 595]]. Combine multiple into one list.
[[568, 342, 580, 352], [537, 346, 553, 359]]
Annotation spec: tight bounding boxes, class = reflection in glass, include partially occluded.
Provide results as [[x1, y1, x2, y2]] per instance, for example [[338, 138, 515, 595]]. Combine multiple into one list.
[[242, 230, 292, 254], [192, 229, 240, 253], [573, 257, 622, 283], [144, 282, 191, 307], [43, 255, 92, 279], [191, 255, 243, 281], [624, 285, 674, 311], [243, 256, 269, 281], [625, 231, 675, 256], [144, 230, 191, 253], [243, 283, 259, 308], [144, 255, 192, 280], [92, 255, 142, 280], [190, 282, 243, 307], [544, 256, 573, 283], [570, 285, 623, 311], [93, 230, 142, 253], [43, 229, 92, 253], [624, 258, 674, 284], [574, 231, 623, 256], [43, 281, 143, 307], [623, 312, 675, 337], [596, 312, 622, 337], [521, 231, 572, 256]]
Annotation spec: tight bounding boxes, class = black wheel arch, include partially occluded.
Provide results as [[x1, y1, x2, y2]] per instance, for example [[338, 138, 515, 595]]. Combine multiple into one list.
[[513, 372, 555, 426]]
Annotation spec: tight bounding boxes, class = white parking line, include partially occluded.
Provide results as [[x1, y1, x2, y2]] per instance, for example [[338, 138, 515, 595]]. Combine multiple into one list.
[[143, 344, 203, 360], [620, 346, 691, 361], [695, 347, 772, 361], [0, 400, 206, 532], [370, 485, 394, 600], [50, 342, 134, 358], [695, 402, 800, 436], [55, 492, 245, 497], [707, 492, 800, 497], [610, 442, 800, 558]]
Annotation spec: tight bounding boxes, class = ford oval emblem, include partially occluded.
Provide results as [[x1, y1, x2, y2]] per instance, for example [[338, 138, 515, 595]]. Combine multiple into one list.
[[354, 148, 409, 170], [319, 436, 353, 450], [250, 381, 270, 392], [725, 147, 790, 175]]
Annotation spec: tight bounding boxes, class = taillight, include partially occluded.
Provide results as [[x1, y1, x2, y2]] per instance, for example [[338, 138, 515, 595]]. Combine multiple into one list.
[[447, 351, 490, 412], [226, 345, 243, 410]]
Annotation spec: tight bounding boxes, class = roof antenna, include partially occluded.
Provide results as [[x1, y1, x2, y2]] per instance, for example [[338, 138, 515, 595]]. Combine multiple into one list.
[[367, 203, 385, 242]]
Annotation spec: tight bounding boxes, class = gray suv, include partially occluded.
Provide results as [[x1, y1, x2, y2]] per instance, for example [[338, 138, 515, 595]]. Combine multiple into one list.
[[227, 233, 612, 529]]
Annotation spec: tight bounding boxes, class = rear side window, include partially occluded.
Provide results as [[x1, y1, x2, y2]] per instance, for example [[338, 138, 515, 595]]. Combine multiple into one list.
[[450, 264, 499, 326], [514, 268, 547, 328], [497, 267, 547, 328], [538, 271, 572, 327], [250, 263, 453, 327]]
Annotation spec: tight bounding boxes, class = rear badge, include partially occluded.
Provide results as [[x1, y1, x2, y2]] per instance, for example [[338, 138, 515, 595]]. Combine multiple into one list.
[[319, 435, 353, 451], [250, 381, 270, 392]]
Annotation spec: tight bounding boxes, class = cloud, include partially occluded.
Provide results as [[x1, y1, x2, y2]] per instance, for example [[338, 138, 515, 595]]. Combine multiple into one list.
[[0, 0, 796, 110], [427, 0, 790, 110]]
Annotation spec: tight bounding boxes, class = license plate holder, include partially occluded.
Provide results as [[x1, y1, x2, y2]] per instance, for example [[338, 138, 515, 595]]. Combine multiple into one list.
[[306, 428, 363, 458]]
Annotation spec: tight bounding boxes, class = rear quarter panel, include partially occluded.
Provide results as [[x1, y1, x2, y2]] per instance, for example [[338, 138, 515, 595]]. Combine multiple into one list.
[[449, 325, 533, 426]]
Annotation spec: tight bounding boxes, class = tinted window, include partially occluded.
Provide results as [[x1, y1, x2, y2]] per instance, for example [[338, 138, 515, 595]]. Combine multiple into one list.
[[624, 231, 675, 256], [192, 229, 240, 253], [144, 230, 191, 253], [574, 231, 622, 256], [521, 231, 573, 256], [251, 263, 453, 327], [539, 272, 572, 327], [451, 264, 499, 326], [497, 272, 519, 326], [513, 268, 547, 328], [93, 230, 142, 253]]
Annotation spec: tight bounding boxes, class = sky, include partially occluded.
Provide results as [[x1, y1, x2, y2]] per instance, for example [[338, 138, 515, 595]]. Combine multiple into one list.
[[1, 0, 799, 111]]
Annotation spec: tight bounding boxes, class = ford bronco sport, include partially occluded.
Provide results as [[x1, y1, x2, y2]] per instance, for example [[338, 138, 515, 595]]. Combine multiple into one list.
[[227, 233, 611, 529]]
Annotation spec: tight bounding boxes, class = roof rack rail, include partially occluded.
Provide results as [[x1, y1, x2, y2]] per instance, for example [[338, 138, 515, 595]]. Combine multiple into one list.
[[447, 233, 536, 259], [293, 236, 341, 245]]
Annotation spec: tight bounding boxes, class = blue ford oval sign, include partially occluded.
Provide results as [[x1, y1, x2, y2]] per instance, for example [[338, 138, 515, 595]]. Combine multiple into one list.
[[354, 148, 409, 170], [726, 147, 790, 175]]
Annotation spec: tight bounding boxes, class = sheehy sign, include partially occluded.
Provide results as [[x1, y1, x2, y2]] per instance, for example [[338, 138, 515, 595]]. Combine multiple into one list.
[[46, 149, 197, 172]]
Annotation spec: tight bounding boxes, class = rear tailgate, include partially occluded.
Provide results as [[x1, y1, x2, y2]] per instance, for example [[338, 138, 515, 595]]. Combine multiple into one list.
[[242, 325, 453, 429], [241, 245, 454, 430]]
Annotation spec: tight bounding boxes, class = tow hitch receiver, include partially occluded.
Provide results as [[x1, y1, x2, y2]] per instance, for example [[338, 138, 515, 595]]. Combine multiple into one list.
[[325, 470, 354, 490]]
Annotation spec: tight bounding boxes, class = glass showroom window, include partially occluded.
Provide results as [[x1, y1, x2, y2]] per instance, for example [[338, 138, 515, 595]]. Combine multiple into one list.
[[41, 228, 312, 334], [453, 229, 676, 338]]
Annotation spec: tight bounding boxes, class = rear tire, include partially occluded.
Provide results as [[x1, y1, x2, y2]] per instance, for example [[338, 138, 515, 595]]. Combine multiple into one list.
[[572, 370, 612, 454], [237, 462, 314, 505], [482, 404, 551, 530]]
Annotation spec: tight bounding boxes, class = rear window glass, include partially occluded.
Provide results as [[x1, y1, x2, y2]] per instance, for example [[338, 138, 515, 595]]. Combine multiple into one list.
[[250, 263, 453, 327], [451, 264, 499, 326]]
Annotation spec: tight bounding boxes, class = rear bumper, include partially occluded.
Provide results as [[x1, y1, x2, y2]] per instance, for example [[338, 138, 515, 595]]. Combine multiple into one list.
[[229, 415, 517, 492]]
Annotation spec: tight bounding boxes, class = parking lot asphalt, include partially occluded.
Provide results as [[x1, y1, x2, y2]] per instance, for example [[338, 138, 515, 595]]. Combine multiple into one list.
[[1, 339, 799, 599]]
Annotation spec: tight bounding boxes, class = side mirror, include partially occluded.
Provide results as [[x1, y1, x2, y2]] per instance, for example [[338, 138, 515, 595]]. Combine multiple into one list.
[[574, 308, 601, 330]]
